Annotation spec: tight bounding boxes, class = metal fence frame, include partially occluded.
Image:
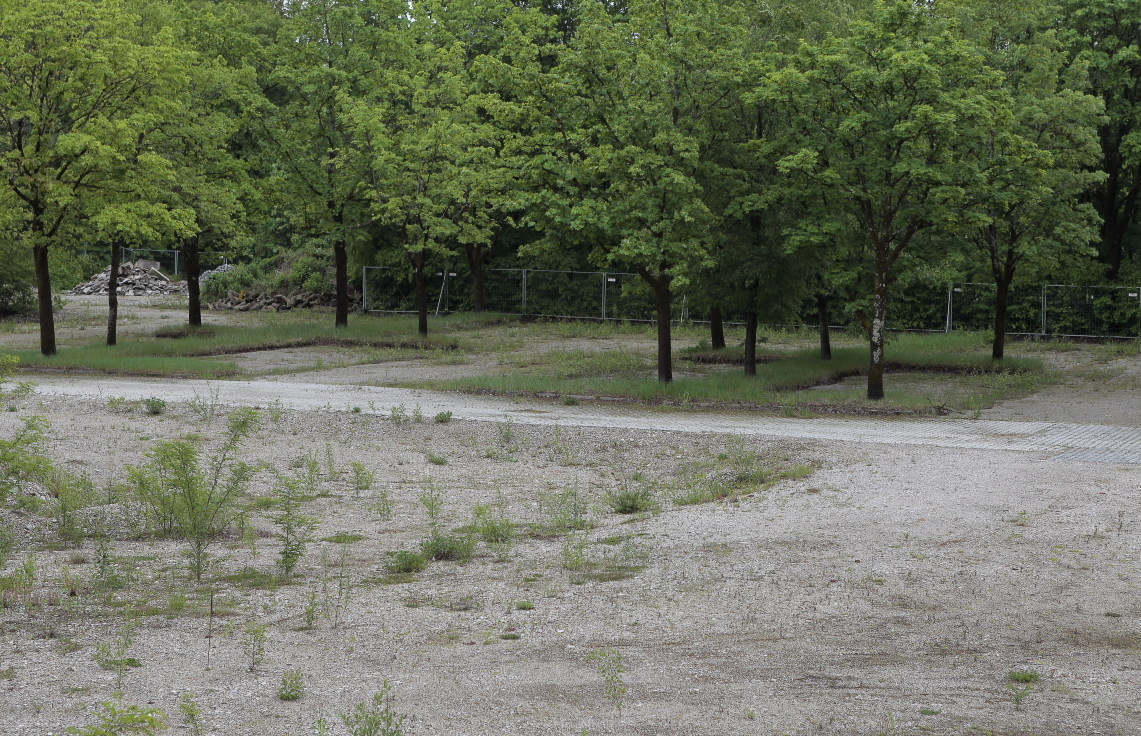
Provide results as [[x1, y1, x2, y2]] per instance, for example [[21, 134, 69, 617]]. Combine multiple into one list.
[[361, 266, 1141, 339], [120, 248, 229, 276]]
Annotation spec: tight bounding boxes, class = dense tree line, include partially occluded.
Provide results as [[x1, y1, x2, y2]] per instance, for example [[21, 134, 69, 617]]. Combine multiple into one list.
[[0, 0, 1132, 398]]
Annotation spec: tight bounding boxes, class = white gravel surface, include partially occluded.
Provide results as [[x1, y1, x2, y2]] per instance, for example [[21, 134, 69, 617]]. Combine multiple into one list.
[[1, 375, 1138, 736]]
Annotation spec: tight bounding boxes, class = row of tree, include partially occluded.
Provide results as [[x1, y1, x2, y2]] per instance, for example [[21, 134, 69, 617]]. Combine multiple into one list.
[[0, 0, 1134, 398]]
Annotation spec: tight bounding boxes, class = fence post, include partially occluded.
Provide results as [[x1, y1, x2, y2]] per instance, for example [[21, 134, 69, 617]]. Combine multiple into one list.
[[174, 251, 179, 276], [1040, 285, 1047, 336], [362, 267, 368, 312], [522, 269, 527, 314], [945, 289, 952, 333], [601, 273, 606, 319]]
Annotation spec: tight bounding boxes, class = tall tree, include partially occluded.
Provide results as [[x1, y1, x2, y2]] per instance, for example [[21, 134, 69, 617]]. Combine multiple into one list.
[[518, 0, 746, 382], [956, 0, 1104, 359], [768, 1, 1005, 399], [1063, 0, 1141, 279], [0, 0, 188, 355]]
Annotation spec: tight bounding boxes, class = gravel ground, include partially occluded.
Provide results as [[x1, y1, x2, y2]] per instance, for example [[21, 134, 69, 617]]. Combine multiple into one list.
[[1, 382, 1138, 736]]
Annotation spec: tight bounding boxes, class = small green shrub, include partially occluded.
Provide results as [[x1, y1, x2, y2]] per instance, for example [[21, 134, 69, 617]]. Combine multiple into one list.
[[142, 397, 167, 416], [350, 462, 374, 492], [338, 681, 405, 736], [426, 453, 447, 466], [606, 484, 654, 514], [278, 668, 305, 701], [1007, 671, 1039, 683], [321, 532, 365, 544], [66, 700, 167, 736], [499, 632, 521, 640], [384, 551, 427, 574], [433, 411, 452, 424], [515, 600, 534, 610], [242, 621, 268, 672], [420, 534, 475, 562]]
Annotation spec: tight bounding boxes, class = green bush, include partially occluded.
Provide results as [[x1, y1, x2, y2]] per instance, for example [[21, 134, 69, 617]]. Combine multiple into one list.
[[278, 668, 304, 701], [420, 534, 475, 562], [0, 239, 34, 317], [606, 485, 655, 514], [384, 550, 427, 574]]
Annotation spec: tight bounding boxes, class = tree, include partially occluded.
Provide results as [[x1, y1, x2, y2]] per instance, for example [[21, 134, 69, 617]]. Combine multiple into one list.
[[0, 0, 188, 355], [769, 1, 1005, 399], [264, 0, 403, 328], [956, 0, 1104, 359], [518, 0, 747, 382], [1063, 0, 1141, 279]]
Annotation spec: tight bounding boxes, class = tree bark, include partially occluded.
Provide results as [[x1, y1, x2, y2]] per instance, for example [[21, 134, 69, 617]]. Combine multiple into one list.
[[867, 277, 887, 401], [709, 305, 725, 349], [992, 275, 1009, 361], [334, 239, 348, 327], [184, 236, 202, 328], [744, 309, 757, 377], [817, 294, 831, 360], [414, 255, 428, 336], [33, 244, 56, 356], [107, 242, 120, 346], [464, 243, 486, 313]]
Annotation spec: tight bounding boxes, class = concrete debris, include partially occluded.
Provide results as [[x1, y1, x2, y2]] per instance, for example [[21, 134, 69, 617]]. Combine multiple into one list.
[[200, 263, 235, 284], [64, 263, 188, 296], [207, 290, 336, 312]]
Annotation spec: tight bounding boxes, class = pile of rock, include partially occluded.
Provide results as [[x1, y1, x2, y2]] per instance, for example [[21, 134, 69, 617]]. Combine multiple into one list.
[[207, 291, 336, 312], [200, 263, 235, 284], [65, 263, 188, 296]]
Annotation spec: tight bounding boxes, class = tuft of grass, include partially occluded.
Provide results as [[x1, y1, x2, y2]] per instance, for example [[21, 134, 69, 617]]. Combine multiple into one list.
[[142, 397, 167, 415], [1007, 670, 1039, 683], [515, 600, 534, 610], [426, 453, 447, 466], [434, 411, 453, 423], [499, 632, 521, 640], [384, 551, 428, 574], [320, 532, 366, 544], [606, 485, 655, 514], [220, 567, 280, 590], [420, 534, 475, 562]]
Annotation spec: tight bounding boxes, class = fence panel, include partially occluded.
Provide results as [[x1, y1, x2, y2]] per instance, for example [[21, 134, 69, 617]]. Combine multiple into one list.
[[120, 248, 228, 276], [1044, 285, 1141, 337], [363, 267, 451, 314]]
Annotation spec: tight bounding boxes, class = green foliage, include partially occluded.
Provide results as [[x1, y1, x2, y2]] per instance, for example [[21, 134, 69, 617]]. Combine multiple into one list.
[[605, 483, 655, 515], [349, 462, 375, 492], [50, 471, 97, 548], [142, 398, 167, 416], [420, 534, 475, 562], [433, 411, 453, 424], [384, 551, 427, 574], [242, 621, 268, 673], [65, 700, 168, 736], [536, 486, 590, 535], [177, 692, 204, 736], [0, 415, 52, 504], [278, 669, 305, 701], [128, 408, 258, 579], [93, 619, 141, 691], [0, 520, 14, 569], [271, 474, 318, 578], [584, 647, 626, 711], [338, 682, 405, 736]]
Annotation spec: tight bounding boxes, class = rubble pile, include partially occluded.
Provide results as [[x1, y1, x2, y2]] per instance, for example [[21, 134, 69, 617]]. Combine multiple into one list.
[[65, 263, 188, 296], [207, 290, 336, 312], [200, 263, 235, 283]]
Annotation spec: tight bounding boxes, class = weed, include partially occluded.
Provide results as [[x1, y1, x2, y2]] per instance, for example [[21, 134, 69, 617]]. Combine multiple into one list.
[[585, 647, 626, 711], [744, 707, 755, 720], [497, 417, 515, 444], [168, 593, 187, 613], [267, 399, 284, 423], [420, 534, 475, 562], [0, 521, 13, 568], [434, 411, 452, 423], [339, 685, 406, 736], [606, 483, 655, 514], [107, 396, 135, 413], [68, 700, 167, 736], [537, 485, 590, 535], [426, 453, 447, 466], [302, 590, 320, 630], [93, 538, 124, 591], [128, 407, 258, 579], [919, 708, 940, 716], [323, 543, 354, 629], [350, 462, 375, 493], [384, 551, 427, 574], [562, 395, 579, 405], [1007, 670, 1039, 683], [412, 405, 423, 423], [187, 386, 222, 423], [322, 532, 366, 544], [472, 498, 515, 559], [49, 471, 96, 548], [242, 620, 268, 672], [368, 488, 395, 522], [142, 397, 167, 416], [0, 415, 52, 504], [178, 691, 205, 736], [500, 632, 521, 640], [323, 443, 340, 480], [515, 600, 534, 610], [271, 475, 318, 578], [389, 404, 408, 424], [0, 665, 14, 679], [561, 532, 592, 572], [419, 485, 445, 528], [278, 668, 305, 701], [93, 618, 140, 690]]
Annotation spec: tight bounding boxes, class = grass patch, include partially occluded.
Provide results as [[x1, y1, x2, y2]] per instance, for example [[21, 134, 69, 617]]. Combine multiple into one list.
[[320, 532, 366, 544], [424, 333, 1044, 411], [2, 318, 457, 377], [219, 567, 280, 590]]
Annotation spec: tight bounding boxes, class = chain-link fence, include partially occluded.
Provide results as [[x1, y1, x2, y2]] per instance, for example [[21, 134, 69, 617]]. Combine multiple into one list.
[[362, 266, 1141, 338], [120, 248, 228, 276]]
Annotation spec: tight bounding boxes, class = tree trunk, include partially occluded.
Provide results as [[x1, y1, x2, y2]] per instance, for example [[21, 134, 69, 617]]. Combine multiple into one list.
[[33, 244, 56, 356], [817, 294, 831, 360], [107, 242, 120, 346], [867, 275, 887, 401], [465, 244, 486, 313], [334, 240, 348, 327], [709, 305, 725, 349], [992, 276, 1009, 361], [414, 257, 428, 336], [743, 310, 757, 377], [184, 236, 202, 327]]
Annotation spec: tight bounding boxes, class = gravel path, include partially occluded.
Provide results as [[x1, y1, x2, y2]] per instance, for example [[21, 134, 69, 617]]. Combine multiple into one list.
[[29, 375, 1141, 463]]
